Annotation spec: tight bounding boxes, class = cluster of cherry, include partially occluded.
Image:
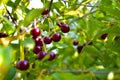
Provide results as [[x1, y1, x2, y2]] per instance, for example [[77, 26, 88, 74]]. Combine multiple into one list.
[[16, 20, 70, 71]]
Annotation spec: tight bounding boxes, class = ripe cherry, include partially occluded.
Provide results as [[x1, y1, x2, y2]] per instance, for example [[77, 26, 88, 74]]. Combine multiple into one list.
[[77, 45, 83, 53], [31, 28, 40, 37], [60, 24, 70, 33], [43, 36, 52, 44], [48, 52, 56, 61], [101, 33, 108, 40], [0, 32, 8, 38], [34, 38, 43, 46], [33, 45, 42, 54], [42, 8, 49, 15], [16, 60, 29, 70], [73, 40, 79, 45], [52, 33, 61, 42], [37, 51, 46, 60]]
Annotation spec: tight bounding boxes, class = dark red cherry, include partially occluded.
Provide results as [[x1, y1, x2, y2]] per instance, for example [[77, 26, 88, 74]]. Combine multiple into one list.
[[0, 32, 8, 38], [52, 33, 61, 42], [16, 60, 29, 70], [73, 40, 79, 45], [34, 38, 43, 46], [42, 8, 49, 15], [43, 36, 52, 44], [37, 51, 46, 60], [48, 52, 56, 61], [101, 33, 108, 40], [61, 24, 70, 33], [33, 45, 42, 54], [77, 45, 83, 53], [31, 28, 40, 37]]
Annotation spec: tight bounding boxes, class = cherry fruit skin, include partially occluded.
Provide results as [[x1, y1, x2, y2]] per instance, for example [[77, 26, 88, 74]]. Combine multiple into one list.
[[42, 8, 49, 15], [61, 24, 70, 33], [48, 52, 56, 61], [33, 45, 42, 54], [37, 51, 46, 60], [31, 28, 40, 37], [101, 33, 108, 40], [43, 36, 52, 44], [16, 60, 29, 70], [73, 40, 79, 45], [77, 45, 83, 53], [52, 33, 61, 42], [34, 38, 43, 46]]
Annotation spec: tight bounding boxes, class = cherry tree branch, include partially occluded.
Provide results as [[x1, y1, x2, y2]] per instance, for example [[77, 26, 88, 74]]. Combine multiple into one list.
[[49, 0, 53, 11], [4, 5, 18, 25], [47, 69, 120, 74]]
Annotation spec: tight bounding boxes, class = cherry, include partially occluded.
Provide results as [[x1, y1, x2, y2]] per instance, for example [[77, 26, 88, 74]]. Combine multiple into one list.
[[57, 22, 70, 33], [31, 28, 40, 37], [0, 32, 8, 38], [60, 24, 70, 33], [88, 41, 93, 45], [52, 33, 61, 42], [48, 52, 56, 61], [16, 60, 29, 70], [33, 45, 42, 54], [77, 45, 83, 53], [42, 8, 49, 15], [101, 33, 108, 40], [34, 38, 43, 46], [43, 36, 52, 44], [37, 51, 46, 60], [73, 40, 79, 45]]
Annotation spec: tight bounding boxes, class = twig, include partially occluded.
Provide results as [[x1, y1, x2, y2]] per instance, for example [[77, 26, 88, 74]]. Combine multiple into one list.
[[68, 10, 97, 24], [4, 5, 18, 25], [49, 0, 53, 11], [47, 69, 120, 74]]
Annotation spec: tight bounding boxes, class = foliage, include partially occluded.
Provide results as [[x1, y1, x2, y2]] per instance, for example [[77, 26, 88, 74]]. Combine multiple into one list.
[[0, 0, 120, 80]]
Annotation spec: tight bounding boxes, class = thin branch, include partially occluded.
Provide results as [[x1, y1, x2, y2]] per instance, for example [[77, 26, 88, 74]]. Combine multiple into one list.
[[47, 69, 120, 74], [69, 10, 97, 25], [49, 0, 53, 11], [4, 5, 18, 25]]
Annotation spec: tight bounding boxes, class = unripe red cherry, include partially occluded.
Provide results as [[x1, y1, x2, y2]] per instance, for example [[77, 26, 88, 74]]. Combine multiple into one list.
[[77, 45, 83, 53], [101, 33, 108, 40], [73, 40, 79, 45], [16, 60, 29, 70], [43, 36, 52, 44], [37, 51, 46, 60], [31, 28, 40, 37], [42, 8, 49, 15], [33, 45, 42, 54], [48, 52, 56, 61], [52, 33, 61, 42]]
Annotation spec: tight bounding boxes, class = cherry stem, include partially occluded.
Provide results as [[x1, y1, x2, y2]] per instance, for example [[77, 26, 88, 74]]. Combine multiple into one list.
[[20, 34, 25, 61], [33, 18, 37, 28], [42, 38, 47, 53]]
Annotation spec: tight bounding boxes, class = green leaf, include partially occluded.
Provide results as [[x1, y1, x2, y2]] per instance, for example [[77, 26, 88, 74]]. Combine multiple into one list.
[[4, 67, 16, 80], [23, 9, 42, 27], [0, 0, 8, 5], [52, 73, 76, 80]]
